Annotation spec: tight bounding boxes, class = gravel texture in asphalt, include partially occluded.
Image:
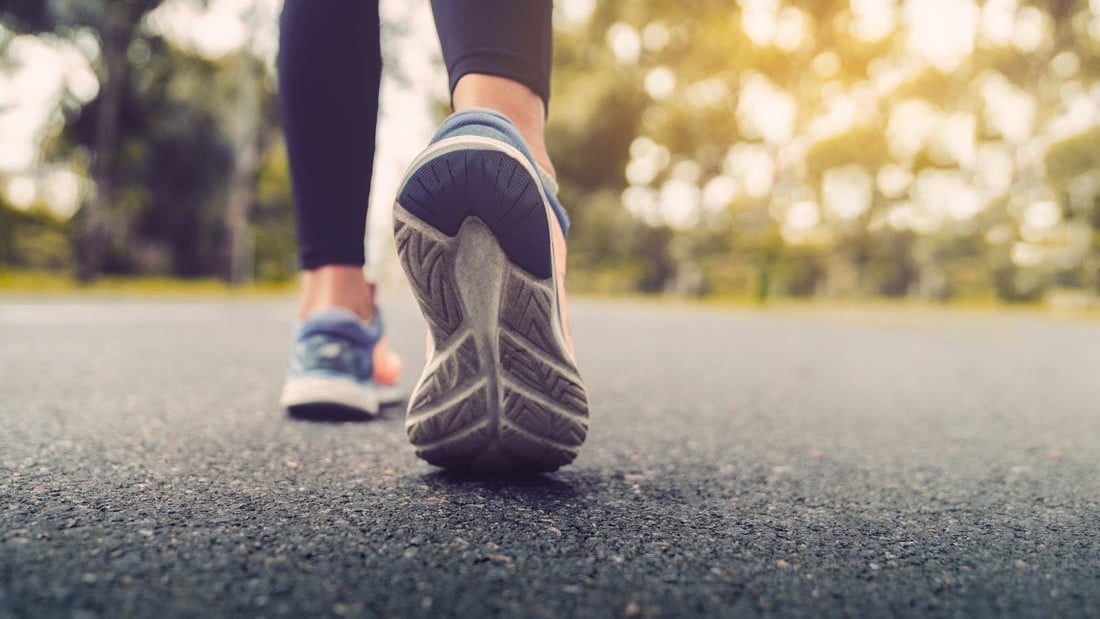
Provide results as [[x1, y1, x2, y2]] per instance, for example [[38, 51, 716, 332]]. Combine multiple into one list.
[[1, 296, 1098, 618]]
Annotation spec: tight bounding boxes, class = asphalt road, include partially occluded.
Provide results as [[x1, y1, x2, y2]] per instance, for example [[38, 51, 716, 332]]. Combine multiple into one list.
[[1, 293, 1098, 618]]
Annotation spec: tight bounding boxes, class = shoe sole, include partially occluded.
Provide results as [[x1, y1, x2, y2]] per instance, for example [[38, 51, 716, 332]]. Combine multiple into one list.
[[394, 142, 589, 473], [281, 375, 380, 419]]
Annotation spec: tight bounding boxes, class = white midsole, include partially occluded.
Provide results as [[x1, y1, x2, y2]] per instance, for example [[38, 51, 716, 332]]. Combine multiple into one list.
[[280, 375, 381, 414]]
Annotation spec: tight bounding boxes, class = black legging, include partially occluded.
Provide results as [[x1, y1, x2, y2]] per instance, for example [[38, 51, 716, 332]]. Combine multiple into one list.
[[277, 0, 553, 270]]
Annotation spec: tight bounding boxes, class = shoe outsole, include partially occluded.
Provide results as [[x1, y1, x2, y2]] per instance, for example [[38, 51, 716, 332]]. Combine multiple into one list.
[[394, 149, 588, 473], [281, 375, 380, 419], [282, 384, 405, 421], [282, 382, 405, 421]]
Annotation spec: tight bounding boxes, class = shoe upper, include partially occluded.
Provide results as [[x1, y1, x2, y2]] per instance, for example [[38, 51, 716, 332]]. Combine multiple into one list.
[[288, 307, 382, 384]]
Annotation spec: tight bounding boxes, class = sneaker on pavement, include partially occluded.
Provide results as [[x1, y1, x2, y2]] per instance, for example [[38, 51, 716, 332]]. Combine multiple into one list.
[[393, 108, 589, 472], [280, 307, 404, 419]]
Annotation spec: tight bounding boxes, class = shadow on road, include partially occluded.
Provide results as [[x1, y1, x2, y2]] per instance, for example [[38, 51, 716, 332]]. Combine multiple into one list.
[[285, 399, 408, 424]]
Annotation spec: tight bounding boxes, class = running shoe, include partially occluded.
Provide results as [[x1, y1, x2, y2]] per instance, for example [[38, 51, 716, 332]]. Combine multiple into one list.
[[280, 306, 404, 419], [393, 108, 589, 472]]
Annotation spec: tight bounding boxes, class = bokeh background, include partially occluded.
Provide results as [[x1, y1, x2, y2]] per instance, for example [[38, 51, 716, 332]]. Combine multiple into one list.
[[1, 0, 1098, 306]]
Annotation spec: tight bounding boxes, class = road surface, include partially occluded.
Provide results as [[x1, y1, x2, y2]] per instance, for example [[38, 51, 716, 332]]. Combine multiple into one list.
[[1, 294, 1098, 618]]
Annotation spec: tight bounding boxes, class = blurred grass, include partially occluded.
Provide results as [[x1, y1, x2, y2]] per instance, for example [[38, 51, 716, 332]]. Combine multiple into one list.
[[2, 268, 1097, 322], [570, 283, 1100, 323], [0, 269, 296, 297]]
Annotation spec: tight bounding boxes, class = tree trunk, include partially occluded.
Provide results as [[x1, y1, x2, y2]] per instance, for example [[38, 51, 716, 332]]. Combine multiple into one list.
[[75, 6, 130, 282], [223, 54, 264, 284]]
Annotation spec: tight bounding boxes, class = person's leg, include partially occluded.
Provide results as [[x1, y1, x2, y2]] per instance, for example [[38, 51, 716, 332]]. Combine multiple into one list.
[[393, 0, 588, 471], [277, 0, 402, 417], [451, 76, 553, 179], [278, 0, 381, 321], [431, 0, 555, 178]]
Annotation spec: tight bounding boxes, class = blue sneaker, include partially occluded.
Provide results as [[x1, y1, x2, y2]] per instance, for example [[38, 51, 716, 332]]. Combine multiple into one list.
[[393, 109, 589, 472], [280, 307, 403, 418]]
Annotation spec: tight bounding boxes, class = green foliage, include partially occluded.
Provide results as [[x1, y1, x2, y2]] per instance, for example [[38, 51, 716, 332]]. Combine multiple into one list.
[[3, 0, 1099, 302], [0, 0, 61, 33], [860, 231, 918, 297], [548, 0, 1100, 303], [805, 126, 889, 181], [1046, 128, 1100, 187], [1046, 127, 1100, 228], [47, 35, 238, 276], [251, 142, 297, 283], [0, 199, 72, 270]]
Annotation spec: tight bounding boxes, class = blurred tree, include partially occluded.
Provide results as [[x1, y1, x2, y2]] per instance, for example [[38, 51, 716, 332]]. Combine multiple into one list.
[[1045, 127, 1100, 293], [48, 33, 238, 276], [2, 0, 288, 282], [1, 0, 172, 281], [3, 0, 1098, 302], [546, 0, 1100, 303], [0, 196, 72, 270], [250, 140, 297, 283]]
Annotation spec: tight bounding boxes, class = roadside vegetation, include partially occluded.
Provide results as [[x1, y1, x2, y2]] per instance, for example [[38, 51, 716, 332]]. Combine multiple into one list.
[[1, 1, 1098, 309]]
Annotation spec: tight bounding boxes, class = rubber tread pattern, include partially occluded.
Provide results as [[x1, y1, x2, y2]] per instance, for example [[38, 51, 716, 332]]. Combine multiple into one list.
[[407, 336, 481, 411], [394, 206, 589, 473], [394, 218, 464, 344]]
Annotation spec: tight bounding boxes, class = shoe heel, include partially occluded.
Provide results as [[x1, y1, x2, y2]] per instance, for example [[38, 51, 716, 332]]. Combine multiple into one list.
[[394, 205, 588, 472], [396, 145, 553, 279]]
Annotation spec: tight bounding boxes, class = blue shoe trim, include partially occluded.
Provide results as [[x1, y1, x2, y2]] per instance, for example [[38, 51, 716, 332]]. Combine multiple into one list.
[[288, 308, 380, 385]]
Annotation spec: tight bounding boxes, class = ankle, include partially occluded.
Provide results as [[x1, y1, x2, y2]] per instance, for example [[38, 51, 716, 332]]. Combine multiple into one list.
[[452, 73, 556, 180], [298, 265, 375, 322]]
